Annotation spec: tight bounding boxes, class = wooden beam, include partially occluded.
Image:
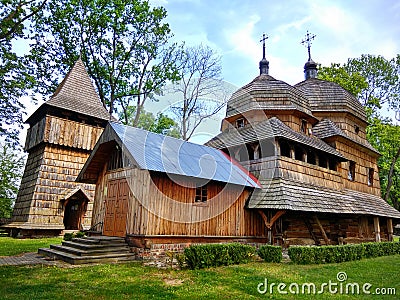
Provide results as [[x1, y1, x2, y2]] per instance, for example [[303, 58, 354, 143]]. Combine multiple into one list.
[[313, 215, 330, 245], [257, 210, 286, 229], [257, 210, 286, 245], [304, 219, 320, 245], [373, 216, 381, 242], [387, 218, 393, 242]]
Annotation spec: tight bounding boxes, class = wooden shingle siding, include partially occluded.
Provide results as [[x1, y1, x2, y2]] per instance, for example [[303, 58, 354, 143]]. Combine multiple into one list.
[[93, 168, 266, 239]]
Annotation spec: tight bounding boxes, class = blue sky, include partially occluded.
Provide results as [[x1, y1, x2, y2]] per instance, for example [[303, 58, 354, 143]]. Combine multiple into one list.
[[154, 0, 399, 86], [146, 0, 400, 142], [18, 0, 400, 144]]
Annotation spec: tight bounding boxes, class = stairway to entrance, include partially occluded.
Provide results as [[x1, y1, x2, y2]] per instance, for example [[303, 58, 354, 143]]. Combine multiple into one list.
[[38, 236, 135, 264]]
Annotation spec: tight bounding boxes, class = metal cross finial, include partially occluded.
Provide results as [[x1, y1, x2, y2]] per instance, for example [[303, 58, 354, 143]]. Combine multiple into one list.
[[301, 30, 316, 60], [260, 33, 269, 59]]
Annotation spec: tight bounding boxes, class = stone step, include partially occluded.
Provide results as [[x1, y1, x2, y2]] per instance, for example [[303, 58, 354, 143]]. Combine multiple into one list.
[[50, 244, 131, 257], [62, 240, 129, 250], [38, 248, 135, 265], [72, 236, 126, 245]]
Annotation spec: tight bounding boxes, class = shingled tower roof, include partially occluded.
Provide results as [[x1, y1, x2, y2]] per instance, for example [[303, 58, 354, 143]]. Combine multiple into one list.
[[26, 58, 111, 125]]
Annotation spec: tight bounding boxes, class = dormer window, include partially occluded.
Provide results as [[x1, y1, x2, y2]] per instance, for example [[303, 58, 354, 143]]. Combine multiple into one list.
[[236, 118, 245, 128]]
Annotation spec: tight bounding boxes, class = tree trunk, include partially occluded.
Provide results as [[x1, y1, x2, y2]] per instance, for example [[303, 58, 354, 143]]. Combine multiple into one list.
[[384, 146, 400, 202]]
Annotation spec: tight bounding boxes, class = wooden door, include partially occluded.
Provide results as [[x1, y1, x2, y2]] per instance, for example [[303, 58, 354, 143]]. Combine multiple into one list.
[[103, 179, 129, 237]]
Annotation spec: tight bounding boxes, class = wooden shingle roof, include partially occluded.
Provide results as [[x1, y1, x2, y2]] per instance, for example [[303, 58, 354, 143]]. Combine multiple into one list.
[[312, 118, 379, 155], [206, 117, 346, 160], [26, 59, 111, 124], [226, 74, 314, 119], [248, 178, 400, 219], [295, 78, 366, 122]]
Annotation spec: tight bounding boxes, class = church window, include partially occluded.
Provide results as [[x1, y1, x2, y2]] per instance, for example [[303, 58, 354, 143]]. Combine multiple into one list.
[[368, 168, 374, 186], [348, 161, 356, 181], [195, 185, 208, 202], [301, 119, 307, 134], [354, 125, 360, 134], [236, 118, 245, 128]]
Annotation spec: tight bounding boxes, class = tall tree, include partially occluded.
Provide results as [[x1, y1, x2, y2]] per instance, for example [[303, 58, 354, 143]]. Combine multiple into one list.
[[0, 0, 41, 147], [318, 54, 400, 209], [169, 44, 228, 140], [29, 0, 182, 125], [121, 106, 180, 138], [0, 143, 25, 218], [367, 117, 400, 209]]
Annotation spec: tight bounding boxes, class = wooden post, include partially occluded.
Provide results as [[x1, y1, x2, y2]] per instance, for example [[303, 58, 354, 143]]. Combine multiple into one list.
[[313, 215, 330, 245], [290, 147, 295, 159], [373, 217, 381, 242], [257, 210, 286, 245], [387, 218, 393, 242], [267, 229, 272, 245]]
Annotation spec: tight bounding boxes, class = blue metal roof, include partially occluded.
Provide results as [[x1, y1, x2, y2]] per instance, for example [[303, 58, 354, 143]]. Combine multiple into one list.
[[110, 122, 260, 188]]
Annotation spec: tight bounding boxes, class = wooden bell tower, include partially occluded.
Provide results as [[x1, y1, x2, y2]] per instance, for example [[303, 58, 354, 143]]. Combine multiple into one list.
[[4, 59, 111, 237]]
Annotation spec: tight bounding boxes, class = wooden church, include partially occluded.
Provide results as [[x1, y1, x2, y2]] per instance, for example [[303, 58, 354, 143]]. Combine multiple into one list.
[[5, 34, 400, 250], [4, 59, 111, 237]]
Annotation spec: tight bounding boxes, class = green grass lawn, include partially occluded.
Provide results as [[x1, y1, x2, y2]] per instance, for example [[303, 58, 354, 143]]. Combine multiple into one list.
[[0, 236, 62, 256], [0, 237, 399, 299], [0, 257, 399, 299]]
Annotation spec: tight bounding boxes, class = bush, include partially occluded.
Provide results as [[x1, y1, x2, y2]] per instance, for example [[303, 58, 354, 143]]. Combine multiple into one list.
[[288, 242, 400, 264], [258, 245, 282, 263], [63, 233, 74, 241], [184, 243, 255, 269], [63, 231, 86, 241]]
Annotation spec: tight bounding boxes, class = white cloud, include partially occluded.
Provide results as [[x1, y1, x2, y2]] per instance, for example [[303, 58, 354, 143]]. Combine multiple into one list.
[[223, 14, 261, 61]]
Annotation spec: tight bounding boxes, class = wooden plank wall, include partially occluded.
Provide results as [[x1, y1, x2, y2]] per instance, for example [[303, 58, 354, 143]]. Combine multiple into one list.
[[12, 144, 96, 228], [93, 168, 266, 238], [244, 156, 344, 191], [25, 115, 103, 151]]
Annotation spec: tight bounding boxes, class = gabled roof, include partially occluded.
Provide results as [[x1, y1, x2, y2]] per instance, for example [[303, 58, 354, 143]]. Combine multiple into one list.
[[248, 178, 400, 219], [26, 59, 111, 124], [77, 122, 261, 188], [295, 78, 366, 122], [226, 74, 315, 119], [206, 117, 346, 160], [313, 119, 379, 155]]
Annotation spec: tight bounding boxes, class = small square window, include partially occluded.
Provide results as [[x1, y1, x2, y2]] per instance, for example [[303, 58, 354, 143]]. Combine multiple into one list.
[[354, 125, 360, 134], [236, 118, 245, 128], [195, 186, 207, 202]]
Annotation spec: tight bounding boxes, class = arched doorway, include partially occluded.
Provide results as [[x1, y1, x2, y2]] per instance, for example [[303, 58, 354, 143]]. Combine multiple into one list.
[[62, 189, 89, 230]]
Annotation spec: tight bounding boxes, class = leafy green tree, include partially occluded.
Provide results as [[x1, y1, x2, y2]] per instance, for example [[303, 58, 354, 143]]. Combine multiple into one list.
[[0, 0, 41, 147], [0, 143, 25, 218], [121, 106, 180, 138], [367, 118, 400, 209], [318, 55, 400, 116], [318, 63, 368, 98], [29, 0, 182, 125]]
